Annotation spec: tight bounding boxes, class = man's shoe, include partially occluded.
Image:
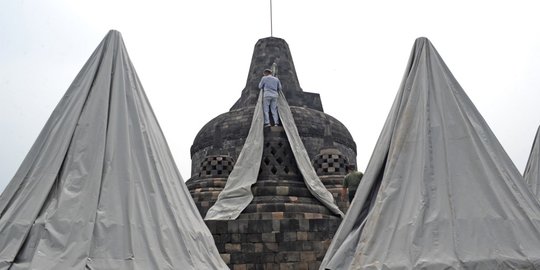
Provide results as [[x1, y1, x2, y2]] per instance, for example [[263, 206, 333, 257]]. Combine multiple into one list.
[[264, 124, 271, 127]]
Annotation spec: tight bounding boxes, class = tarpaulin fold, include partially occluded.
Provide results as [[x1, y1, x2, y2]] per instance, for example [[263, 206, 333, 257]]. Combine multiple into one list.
[[321, 37, 540, 270], [205, 91, 343, 220], [524, 126, 540, 196], [0, 30, 228, 270]]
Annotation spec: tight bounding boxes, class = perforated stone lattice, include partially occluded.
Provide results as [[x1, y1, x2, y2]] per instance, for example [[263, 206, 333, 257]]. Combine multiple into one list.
[[313, 153, 348, 175], [198, 155, 235, 178], [259, 140, 299, 177]]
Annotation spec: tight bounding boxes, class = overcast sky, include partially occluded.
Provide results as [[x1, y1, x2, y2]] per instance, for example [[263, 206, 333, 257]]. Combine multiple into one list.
[[1, 0, 540, 193]]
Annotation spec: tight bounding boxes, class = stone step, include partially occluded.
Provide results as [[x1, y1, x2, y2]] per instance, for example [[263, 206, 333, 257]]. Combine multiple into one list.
[[242, 202, 332, 215], [251, 185, 314, 197]]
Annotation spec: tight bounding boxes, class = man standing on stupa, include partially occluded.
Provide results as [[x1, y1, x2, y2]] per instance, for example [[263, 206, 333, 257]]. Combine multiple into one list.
[[258, 68, 282, 127]]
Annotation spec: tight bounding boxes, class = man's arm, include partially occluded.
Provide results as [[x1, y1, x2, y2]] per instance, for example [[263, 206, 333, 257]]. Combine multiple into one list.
[[277, 79, 282, 91], [258, 77, 265, 90]]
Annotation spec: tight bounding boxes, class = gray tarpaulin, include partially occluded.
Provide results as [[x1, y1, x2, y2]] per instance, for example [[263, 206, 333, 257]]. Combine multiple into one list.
[[204, 93, 265, 220], [277, 91, 344, 218], [524, 126, 540, 196], [205, 91, 343, 220], [0, 30, 228, 270], [320, 37, 540, 270]]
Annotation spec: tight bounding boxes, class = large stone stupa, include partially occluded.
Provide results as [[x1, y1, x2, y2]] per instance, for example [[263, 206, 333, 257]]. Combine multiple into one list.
[[186, 37, 357, 269]]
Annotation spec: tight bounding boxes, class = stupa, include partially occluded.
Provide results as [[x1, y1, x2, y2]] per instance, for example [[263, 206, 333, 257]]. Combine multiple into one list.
[[186, 37, 357, 269], [0, 30, 228, 270], [321, 37, 540, 270]]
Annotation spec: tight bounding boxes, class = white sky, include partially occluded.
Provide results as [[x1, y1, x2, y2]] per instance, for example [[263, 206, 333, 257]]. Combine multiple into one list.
[[1, 0, 540, 193]]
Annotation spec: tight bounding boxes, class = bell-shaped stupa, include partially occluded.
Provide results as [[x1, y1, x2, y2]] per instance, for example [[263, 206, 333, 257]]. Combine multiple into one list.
[[186, 37, 357, 269]]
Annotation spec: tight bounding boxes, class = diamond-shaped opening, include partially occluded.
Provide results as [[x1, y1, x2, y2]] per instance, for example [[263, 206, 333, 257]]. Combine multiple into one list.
[[284, 166, 290, 174], [264, 157, 271, 165], [217, 170, 223, 175], [271, 166, 278, 175], [276, 157, 283, 164], [265, 142, 271, 148], [270, 147, 277, 155], [278, 142, 283, 148]]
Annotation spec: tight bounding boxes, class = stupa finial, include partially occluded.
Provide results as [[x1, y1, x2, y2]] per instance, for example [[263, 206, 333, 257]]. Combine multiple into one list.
[[270, 0, 273, 37]]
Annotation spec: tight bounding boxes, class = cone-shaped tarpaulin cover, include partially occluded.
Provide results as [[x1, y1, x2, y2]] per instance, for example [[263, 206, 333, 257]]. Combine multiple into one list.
[[320, 37, 540, 270], [0, 30, 228, 270], [524, 126, 540, 196]]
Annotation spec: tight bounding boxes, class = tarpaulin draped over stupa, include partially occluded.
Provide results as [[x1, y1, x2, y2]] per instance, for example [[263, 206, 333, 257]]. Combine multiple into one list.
[[524, 126, 540, 196], [204, 91, 344, 220], [0, 30, 228, 270], [320, 37, 540, 270]]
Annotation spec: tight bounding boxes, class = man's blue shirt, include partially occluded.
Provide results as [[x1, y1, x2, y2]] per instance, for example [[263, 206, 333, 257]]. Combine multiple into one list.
[[258, 75, 282, 97]]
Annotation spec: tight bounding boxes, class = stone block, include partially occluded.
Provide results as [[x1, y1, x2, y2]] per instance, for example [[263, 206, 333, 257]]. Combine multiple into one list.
[[242, 243, 256, 253], [265, 263, 280, 270], [281, 219, 299, 231], [278, 241, 303, 251], [247, 233, 262, 243], [231, 233, 244, 243], [228, 220, 239, 233], [262, 253, 276, 263], [301, 241, 314, 251], [230, 253, 245, 264], [215, 221, 229, 234], [233, 264, 247, 270], [261, 232, 276, 242], [308, 261, 321, 270], [299, 219, 310, 231], [238, 220, 249, 233], [279, 262, 296, 270], [254, 243, 264, 253], [309, 219, 328, 232], [225, 243, 242, 253], [275, 251, 300, 262], [220, 253, 230, 264], [297, 231, 308, 241], [282, 232, 297, 241], [300, 252, 317, 262], [263, 242, 279, 252], [272, 220, 281, 231], [243, 253, 264, 263]]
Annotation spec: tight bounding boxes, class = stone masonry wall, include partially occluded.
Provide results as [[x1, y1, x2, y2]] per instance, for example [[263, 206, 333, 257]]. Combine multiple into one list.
[[206, 218, 341, 270]]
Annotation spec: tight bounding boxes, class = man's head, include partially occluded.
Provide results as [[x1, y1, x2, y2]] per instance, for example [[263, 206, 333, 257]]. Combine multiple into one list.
[[346, 164, 356, 172], [263, 69, 273, 76]]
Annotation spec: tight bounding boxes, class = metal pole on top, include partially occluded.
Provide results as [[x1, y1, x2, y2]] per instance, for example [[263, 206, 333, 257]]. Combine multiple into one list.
[[270, 0, 273, 37]]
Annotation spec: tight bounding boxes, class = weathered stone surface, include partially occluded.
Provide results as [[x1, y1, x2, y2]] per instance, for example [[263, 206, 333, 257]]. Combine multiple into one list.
[[206, 219, 341, 269]]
